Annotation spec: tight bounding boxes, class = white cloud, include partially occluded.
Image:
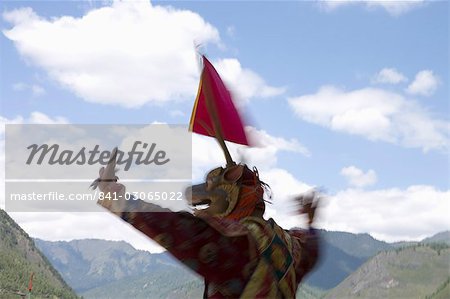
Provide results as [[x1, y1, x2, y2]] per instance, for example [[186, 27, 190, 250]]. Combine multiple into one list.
[[31, 85, 45, 96], [214, 58, 286, 106], [319, 0, 426, 16], [372, 68, 407, 85], [12, 82, 46, 96], [2, 119, 447, 246], [3, 2, 218, 107], [0, 112, 69, 210], [86, 145, 449, 244], [245, 126, 310, 157], [260, 168, 313, 229], [406, 70, 439, 96], [318, 185, 450, 242], [3, 1, 283, 108], [190, 126, 309, 181], [8, 181, 448, 248], [2, 114, 445, 247], [341, 165, 377, 188], [28, 111, 68, 124], [288, 86, 449, 152], [0, 111, 68, 135], [12, 82, 26, 91], [9, 211, 166, 253], [226, 25, 235, 38], [169, 110, 185, 118], [2, 121, 311, 252]]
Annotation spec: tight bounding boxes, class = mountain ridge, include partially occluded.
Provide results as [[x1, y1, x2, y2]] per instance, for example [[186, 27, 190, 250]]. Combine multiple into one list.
[[34, 237, 179, 293], [34, 229, 449, 298]]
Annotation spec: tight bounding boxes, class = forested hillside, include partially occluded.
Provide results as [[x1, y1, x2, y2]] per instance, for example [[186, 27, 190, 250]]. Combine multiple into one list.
[[0, 209, 78, 298], [325, 243, 450, 299]]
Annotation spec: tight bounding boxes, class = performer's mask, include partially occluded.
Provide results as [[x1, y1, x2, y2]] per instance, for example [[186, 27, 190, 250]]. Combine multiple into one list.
[[186, 164, 265, 220]]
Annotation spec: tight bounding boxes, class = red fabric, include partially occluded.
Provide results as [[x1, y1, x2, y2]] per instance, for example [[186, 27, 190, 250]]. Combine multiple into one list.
[[189, 56, 249, 145], [28, 273, 34, 291]]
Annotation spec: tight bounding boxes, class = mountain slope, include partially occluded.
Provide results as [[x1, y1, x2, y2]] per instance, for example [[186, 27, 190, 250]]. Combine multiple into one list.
[[324, 244, 450, 299], [305, 242, 366, 289], [37, 238, 329, 298], [35, 238, 180, 293], [0, 209, 78, 298], [304, 230, 395, 290], [81, 268, 203, 299], [422, 231, 450, 244], [319, 229, 393, 258], [426, 278, 449, 299], [36, 239, 210, 298], [81, 270, 327, 299], [37, 233, 369, 293]]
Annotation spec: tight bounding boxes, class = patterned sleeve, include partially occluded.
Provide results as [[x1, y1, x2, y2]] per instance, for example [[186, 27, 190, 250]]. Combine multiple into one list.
[[289, 228, 320, 282], [112, 199, 253, 287]]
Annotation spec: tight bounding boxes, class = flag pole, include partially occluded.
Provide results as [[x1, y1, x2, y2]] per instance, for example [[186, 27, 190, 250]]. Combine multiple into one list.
[[201, 70, 235, 166]]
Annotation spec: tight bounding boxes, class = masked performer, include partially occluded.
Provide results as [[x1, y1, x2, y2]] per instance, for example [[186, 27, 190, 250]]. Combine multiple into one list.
[[95, 56, 320, 298]]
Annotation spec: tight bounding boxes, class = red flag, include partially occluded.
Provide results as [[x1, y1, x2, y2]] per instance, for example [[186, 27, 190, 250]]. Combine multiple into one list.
[[189, 56, 249, 146]]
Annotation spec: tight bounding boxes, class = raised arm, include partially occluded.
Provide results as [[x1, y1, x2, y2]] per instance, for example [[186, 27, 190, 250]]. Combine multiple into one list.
[[290, 189, 321, 282], [96, 178, 253, 287]]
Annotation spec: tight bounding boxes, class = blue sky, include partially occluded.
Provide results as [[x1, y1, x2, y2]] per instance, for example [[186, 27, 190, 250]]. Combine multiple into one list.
[[0, 0, 448, 249]]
